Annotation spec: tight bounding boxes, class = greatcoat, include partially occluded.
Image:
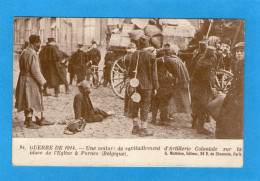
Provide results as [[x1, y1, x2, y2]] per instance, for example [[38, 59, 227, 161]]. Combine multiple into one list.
[[39, 45, 69, 88], [15, 45, 46, 112]]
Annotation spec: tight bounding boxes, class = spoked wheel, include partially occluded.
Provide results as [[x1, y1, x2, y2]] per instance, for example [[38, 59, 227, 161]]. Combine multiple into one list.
[[110, 57, 126, 99], [215, 69, 233, 93]]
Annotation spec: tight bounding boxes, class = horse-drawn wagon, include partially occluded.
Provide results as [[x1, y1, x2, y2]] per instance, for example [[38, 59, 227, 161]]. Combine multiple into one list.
[[105, 19, 239, 99]]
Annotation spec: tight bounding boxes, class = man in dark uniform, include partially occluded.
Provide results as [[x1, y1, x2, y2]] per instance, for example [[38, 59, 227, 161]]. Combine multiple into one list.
[[15, 35, 46, 129], [128, 36, 159, 137], [216, 42, 244, 139], [88, 40, 101, 66], [39, 38, 69, 97], [152, 47, 190, 125], [189, 41, 207, 128], [67, 51, 75, 85], [70, 44, 89, 84], [191, 46, 217, 135]]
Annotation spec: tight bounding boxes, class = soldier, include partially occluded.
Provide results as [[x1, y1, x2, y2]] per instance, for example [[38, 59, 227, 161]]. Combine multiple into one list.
[[88, 40, 101, 66], [70, 44, 89, 84], [152, 47, 190, 125], [128, 36, 159, 137], [191, 46, 218, 135], [74, 80, 114, 123], [189, 41, 207, 128], [39, 38, 69, 97], [15, 35, 46, 129], [67, 51, 75, 85], [216, 42, 244, 139]]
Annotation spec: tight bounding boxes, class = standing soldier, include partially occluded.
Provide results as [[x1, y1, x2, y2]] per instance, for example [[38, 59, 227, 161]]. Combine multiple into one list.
[[152, 47, 190, 125], [15, 35, 46, 129], [216, 42, 244, 139], [70, 44, 89, 84], [67, 51, 75, 85], [189, 41, 207, 128], [191, 46, 217, 135], [128, 36, 159, 137], [89, 40, 101, 66], [39, 38, 69, 97]]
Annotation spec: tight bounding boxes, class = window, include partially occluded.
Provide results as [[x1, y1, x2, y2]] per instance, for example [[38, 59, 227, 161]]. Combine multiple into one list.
[[84, 18, 96, 44], [14, 20, 20, 43], [37, 18, 45, 42], [51, 18, 61, 43], [25, 19, 31, 41]]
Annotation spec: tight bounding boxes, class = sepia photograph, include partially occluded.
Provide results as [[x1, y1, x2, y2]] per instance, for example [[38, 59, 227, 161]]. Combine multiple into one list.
[[0, 0, 259, 178], [12, 18, 245, 140]]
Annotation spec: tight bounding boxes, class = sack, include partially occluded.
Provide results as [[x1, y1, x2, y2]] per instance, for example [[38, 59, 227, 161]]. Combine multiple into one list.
[[64, 118, 86, 135], [150, 35, 163, 48], [128, 29, 145, 41], [206, 93, 226, 121], [144, 25, 162, 37]]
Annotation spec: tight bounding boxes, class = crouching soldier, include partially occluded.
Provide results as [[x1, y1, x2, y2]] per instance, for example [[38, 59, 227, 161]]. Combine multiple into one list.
[[73, 80, 114, 122]]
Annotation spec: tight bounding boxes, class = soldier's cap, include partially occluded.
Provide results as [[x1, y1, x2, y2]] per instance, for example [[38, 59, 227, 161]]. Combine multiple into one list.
[[91, 40, 97, 45], [207, 46, 216, 51], [78, 44, 83, 48], [233, 42, 245, 51], [48, 38, 55, 43], [77, 80, 90, 89], [29, 35, 41, 44], [127, 43, 136, 49], [163, 43, 171, 48]]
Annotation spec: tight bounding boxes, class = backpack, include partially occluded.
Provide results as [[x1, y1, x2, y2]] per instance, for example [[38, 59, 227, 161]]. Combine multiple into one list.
[[63, 118, 87, 135]]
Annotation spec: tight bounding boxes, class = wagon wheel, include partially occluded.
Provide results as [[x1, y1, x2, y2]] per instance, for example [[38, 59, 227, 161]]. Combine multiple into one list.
[[215, 69, 233, 93], [110, 57, 126, 99]]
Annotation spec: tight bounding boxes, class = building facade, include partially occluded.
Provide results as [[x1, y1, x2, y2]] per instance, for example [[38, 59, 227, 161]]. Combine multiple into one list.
[[13, 17, 200, 54]]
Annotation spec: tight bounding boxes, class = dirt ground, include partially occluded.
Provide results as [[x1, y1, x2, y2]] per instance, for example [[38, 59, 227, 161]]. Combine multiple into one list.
[[12, 83, 216, 139], [12, 46, 216, 139]]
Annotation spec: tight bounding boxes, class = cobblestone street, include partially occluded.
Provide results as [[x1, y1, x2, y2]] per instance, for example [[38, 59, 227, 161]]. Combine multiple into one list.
[[12, 83, 215, 139], [12, 45, 216, 139]]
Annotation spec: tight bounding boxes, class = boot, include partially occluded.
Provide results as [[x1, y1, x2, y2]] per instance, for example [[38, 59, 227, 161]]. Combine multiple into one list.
[[35, 116, 55, 126], [43, 90, 51, 96], [103, 80, 108, 87], [196, 117, 211, 135], [65, 87, 70, 94], [138, 128, 154, 137], [24, 117, 29, 126], [197, 127, 211, 135], [150, 119, 156, 125], [131, 125, 140, 135], [26, 117, 40, 129]]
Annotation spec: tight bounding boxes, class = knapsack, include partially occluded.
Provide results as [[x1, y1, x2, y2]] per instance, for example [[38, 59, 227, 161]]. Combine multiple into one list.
[[63, 118, 87, 135]]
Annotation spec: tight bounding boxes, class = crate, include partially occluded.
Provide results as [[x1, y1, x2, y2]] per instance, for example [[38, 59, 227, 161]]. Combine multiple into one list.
[[109, 34, 131, 47], [163, 35, 191, 50], [162, 25, 195, 37], [121, 24, 135, 37]]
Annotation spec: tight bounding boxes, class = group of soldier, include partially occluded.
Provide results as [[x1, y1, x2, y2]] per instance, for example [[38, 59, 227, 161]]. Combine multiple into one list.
[[15, 35, 101, 129], [121, 35, 244, 138], [15, 34, 244, 139]]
